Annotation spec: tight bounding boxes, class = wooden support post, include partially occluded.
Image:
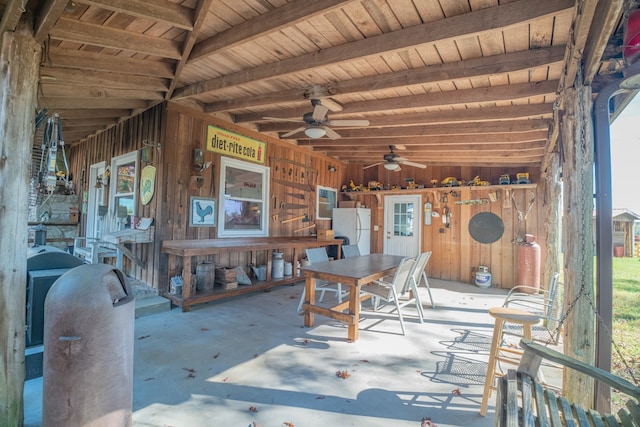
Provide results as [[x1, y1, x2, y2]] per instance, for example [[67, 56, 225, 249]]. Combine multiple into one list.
[[560, 81, 596, 408], [543, 152, 562, 298], [0, 17, 42, 426]]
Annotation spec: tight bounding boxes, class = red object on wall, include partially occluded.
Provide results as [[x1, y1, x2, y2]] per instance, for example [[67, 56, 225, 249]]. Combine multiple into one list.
[[518, 234, 541, 293], [624, 9, 640, 62]]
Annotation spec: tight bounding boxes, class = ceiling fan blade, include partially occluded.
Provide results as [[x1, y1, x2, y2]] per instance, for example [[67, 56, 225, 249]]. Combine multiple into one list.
[[322, 126, 341, 140], [363, 162, 383, 169], [281, 127, 306, 138], [321, 98, 343, 112], [394, 156, 408, 162], [312, 104, 329, 121], [262, 116, 303, 123], [327, 119, 370, 127], [399, 160, 427, 169]]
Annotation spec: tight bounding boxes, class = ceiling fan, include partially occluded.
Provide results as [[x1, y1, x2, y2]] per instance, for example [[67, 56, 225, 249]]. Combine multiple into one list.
[[364, 145, 427, 171], [263, 87, 369, 140]]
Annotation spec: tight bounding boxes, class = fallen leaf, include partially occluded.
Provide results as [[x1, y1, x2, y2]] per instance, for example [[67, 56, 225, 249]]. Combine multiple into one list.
[[201, 327, 209, 331], [421, 417, 438, 427], [284, 423, 294, 427], [213, 352, 220, 359], [360, 359, 370, 363], [138, 335, 150, 340], [452, 388, 461, 396], [183, 368, 196, 374], [223, 377, 228, 382], [249, 406, 258, 412], [187, 373, 196, 379], [336, 370, 350, 379]]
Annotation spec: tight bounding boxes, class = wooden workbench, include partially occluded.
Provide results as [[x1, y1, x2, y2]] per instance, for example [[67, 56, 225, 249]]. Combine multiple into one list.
[[162, 237, 342, 312]]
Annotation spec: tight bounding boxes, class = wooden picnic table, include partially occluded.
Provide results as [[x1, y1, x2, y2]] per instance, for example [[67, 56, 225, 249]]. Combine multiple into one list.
[[301, 253, 406, 342]]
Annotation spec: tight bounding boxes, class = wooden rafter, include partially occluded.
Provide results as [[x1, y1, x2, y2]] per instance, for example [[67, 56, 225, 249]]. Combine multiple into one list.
[[173, 0, 574, 100]]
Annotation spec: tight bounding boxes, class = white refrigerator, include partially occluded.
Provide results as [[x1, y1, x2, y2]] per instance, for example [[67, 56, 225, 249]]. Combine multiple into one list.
[[332, 208, 371, 255]]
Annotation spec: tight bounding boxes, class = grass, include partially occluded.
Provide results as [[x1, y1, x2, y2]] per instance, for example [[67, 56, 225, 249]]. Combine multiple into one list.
[[611, 256, 640, 408]]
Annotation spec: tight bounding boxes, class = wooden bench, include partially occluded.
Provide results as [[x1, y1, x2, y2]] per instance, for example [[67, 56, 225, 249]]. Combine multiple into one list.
[[495, 339, 640, 426]]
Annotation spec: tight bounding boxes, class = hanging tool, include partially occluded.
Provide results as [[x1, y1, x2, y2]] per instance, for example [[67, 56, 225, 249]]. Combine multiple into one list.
[[281, 213, 309, 224], [294, 223, 316, 233]]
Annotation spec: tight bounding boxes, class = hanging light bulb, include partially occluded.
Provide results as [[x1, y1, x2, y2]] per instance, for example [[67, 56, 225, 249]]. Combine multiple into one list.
[[384, 162, 400, 171], [304, 126, 326, 138]]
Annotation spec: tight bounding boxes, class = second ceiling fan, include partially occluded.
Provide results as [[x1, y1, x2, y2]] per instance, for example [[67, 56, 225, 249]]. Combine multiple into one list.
[[364, 145, 427, 171]]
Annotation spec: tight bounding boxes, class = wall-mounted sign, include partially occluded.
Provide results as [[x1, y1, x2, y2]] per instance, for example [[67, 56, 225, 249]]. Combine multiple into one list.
[[206, 125, 266, 164]]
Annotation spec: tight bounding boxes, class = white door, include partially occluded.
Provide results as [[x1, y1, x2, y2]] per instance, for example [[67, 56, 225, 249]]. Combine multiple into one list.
[[87, 162, 107, 239], [384, 195, 421, 257]]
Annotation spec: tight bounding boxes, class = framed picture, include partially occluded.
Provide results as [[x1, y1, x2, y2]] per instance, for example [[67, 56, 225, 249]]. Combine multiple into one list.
[[190, 197, 216, 227]]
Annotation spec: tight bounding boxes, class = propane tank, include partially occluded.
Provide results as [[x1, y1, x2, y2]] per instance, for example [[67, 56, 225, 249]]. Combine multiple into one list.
[[518, 234, 541, 293]]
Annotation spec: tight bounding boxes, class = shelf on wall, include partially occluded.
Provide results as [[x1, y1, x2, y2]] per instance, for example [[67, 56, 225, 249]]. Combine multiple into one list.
[[341, 183, 537, 204]]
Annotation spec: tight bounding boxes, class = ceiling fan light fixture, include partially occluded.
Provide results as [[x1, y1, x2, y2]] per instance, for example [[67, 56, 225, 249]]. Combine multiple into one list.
[[304, 127, 326, 138], [384, 162, 400, 171]]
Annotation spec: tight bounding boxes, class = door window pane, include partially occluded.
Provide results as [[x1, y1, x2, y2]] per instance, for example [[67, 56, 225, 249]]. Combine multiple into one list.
[[393, 202, 414, 237]]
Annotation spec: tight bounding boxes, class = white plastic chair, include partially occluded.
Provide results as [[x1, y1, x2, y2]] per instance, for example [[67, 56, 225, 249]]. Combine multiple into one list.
[[501, 272, 562, 344], [297, 248, 345, 312], [409, 251, 435, 310], [360, 257, 422, 335], [342, 245, 361, 258]]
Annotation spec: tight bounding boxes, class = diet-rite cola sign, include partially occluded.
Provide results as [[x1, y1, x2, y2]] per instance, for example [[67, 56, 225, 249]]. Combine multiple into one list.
[[206, 125, 266, 164]]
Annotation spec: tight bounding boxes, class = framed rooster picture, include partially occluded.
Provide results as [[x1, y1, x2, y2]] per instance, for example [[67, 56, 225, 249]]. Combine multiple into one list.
[[190, 197, 216, 227]]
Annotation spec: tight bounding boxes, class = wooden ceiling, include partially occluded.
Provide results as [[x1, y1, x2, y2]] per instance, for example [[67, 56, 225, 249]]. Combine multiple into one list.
[[0, 0, 632, 168]]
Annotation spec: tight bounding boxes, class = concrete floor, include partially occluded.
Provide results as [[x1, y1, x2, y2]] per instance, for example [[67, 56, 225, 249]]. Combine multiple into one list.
[[24, 278, 519, 427]]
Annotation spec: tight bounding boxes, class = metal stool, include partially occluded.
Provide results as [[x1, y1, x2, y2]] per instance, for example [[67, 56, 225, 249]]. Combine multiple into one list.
[[479, 307, 541, 416]]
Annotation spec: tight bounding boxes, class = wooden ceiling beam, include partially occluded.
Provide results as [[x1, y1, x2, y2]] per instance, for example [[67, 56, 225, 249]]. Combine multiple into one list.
[[173, 0, 574, 100], [256, 104, 553, 129], [165, 0, 217, 99], [0, 0, 27, 36], [582, 0, 624, 85], [81, 0, 194, 30], [46, 47, 175, 79], [274, 120, 551, 139], [39, 98, 149, 109], [34, 0, 68, 43], [239, 82, 557, 122], [40, 84, 164, 100], [55, 109, 131, 119], [205, 45, 566, 113], [304, 132, 548, 146], [40, 67, 168, 91], [321, 142, 546, 154], [49, 17, 183, 59], [340, 81, 559, 115], [189, 0, 353, 63]]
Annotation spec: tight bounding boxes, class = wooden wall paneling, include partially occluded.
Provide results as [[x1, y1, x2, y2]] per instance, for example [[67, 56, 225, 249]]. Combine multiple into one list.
[[502, 187, 517, 288], [459, 187, 473, 284], [488, 188, 504, 287]]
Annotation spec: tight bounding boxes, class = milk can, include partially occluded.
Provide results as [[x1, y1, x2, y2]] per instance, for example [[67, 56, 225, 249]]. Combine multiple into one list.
[[272, 252, 284, 279]]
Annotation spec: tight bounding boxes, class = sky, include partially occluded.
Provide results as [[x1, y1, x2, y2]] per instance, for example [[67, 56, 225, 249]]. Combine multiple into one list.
[[610, 93, 640, 215]]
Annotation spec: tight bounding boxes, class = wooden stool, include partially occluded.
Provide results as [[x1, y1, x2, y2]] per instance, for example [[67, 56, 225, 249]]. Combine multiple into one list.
[[479, 307, 541, 416]]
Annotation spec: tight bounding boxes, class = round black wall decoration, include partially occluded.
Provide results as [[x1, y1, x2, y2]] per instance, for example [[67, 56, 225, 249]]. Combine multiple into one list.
[[468, 212, 504, 244]]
